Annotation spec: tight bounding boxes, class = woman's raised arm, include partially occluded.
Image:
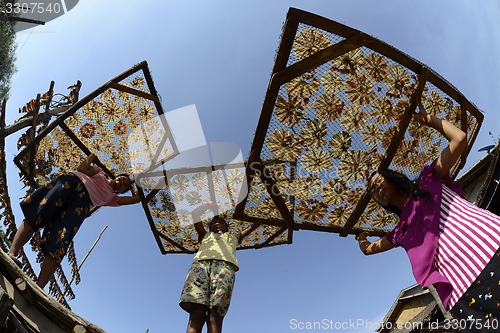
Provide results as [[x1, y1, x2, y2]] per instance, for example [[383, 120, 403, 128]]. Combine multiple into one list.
[[414, 98, 467, 178], [77, 153, 98, 176]]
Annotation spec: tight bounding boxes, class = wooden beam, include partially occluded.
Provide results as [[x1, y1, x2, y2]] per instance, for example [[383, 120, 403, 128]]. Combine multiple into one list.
[[233, 214, 287, 227], [258, 226, 289, 248], [287, 7, 360, 39], [27, 94, 42, 188], [44, 81, 55, 111], [156, 231, 191, 253], [272, 9, 300, 74], [349, 83, 425, 236], [137, 186, 167, 255], [141, 62, 180, 157], [0, 250, 105, 333], [0, 105, 70, 139], [0, 286, 13, 328], [340, 67, 430, 236], [272, 33, 369, 87], [250, 155, 296, 229], [107, 82, 159, 102], [59, 122, 115, 177]]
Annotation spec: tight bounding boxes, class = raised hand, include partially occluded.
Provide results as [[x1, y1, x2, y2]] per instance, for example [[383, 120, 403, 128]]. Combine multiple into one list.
[[413, 96, 432, 126]]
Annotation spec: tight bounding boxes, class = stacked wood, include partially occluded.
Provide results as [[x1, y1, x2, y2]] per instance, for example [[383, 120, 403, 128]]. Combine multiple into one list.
[[0, 249, 105, 333]]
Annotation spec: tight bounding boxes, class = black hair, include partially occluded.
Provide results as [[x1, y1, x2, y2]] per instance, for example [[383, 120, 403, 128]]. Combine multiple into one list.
[[116, 173, 132, 194], [209, 216, 228, 230], [368, 168, 429, 216]]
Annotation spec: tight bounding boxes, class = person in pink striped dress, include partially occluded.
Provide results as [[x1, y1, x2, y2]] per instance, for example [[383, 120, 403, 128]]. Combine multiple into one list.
[[356, 98, 500, 332]]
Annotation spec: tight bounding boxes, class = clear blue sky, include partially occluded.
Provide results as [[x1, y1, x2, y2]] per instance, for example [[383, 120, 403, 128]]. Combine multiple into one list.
[[5, 1, 500, 332]]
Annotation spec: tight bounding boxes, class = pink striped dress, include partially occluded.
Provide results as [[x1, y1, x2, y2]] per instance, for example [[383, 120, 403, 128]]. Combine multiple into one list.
[[434, 184, 500, 310]]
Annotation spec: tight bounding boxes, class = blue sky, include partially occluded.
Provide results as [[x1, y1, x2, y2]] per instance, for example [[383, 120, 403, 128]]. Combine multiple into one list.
[[4, 0, 500, 332]]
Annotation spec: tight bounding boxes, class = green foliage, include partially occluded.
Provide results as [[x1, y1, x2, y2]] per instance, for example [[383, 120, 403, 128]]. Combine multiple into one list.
[[0, 0, 18, 101]]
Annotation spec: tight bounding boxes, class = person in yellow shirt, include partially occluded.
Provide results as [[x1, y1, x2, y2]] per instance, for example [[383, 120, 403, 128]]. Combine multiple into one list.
[[180, 202, 257, 333]]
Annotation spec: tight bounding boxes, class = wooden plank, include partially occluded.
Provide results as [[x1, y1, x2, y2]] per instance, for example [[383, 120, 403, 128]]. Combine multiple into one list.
[[381, 68, 429, 169], [136, 161, 245, 182], [206, 170, 217, 204], [251, 156, 296, 229], [234, 214, 287, 227], [238, 240, 289, 250], [258, 226, 288, 248], [141, 63, 180, 157], [156, 230, 191, 253], [248, 83, 280, 158], [233, 153, 256, 220], [340, 68, 430, 236], [294, 222, 344, 234], [107, 82, 159, 103], [297, 220, 385, 237], [143, 188, 159, 204], [27, 94, 42, 185], [44, 81, 55, 111], [234, 153, 289, 227], [272, 10, 300, 74], [0, 286, 13, 328], [5, 314, 31, 333], [287, 7, 360, 40], [137, 186, 168, 255], [107, 61, 151, 87], [0, 250, 107, 333], [141, 132, 178, 173], [59, 122, 115, 178], [272, 33, 369, 87], [1, 275, 66, 333], [475, 145, 500, 208], [248, 13, 299, 155], [0, 104, 70, 139]]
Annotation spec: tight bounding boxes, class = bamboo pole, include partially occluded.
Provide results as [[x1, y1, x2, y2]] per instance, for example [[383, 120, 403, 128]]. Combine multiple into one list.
[[59, 225, 108, 301]]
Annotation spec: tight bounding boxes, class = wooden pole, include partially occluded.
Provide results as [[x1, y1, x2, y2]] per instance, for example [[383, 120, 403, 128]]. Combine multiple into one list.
[[73, 225, 108, 279], [59, 225, 108, 301]]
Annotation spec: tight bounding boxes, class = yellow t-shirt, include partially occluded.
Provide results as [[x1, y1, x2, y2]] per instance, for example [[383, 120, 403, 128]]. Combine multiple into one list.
[[194, 232, 240, 271]]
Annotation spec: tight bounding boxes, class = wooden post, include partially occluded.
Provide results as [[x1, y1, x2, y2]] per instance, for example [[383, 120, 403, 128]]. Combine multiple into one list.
[[70, 225, 108, 285], [5, 313, 30, 333], [0, 286, 14, 328]]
